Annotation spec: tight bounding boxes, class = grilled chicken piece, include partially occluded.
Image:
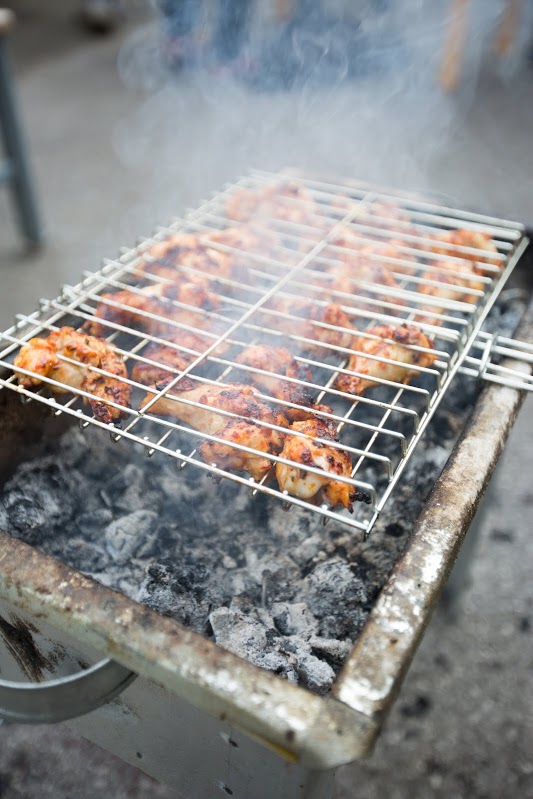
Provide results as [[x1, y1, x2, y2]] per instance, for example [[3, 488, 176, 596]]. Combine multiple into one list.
[[329, 227, 418, 275], [431, 229, 499, 275], [131, 330, 214, 387], [85, 279, 218, 338], [226, 181, 321, 228], [139, 233, 234, 282], [14, 327, 130, 424], [416, 259, 485, 326], [266, 297, 356, 356], [335, 324, 436, 395], [276, 418, 355, 510], [140, 380, 288, 480], [204, 226, 279, 259], [235, 345, 326, 421], [317, 242, 404, 308]]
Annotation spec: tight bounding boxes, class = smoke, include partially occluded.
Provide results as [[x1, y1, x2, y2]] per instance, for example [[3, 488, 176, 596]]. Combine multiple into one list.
[[112, 0, 533, 222]]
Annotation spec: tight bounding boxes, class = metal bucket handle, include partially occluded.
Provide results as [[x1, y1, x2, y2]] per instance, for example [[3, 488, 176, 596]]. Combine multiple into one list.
[[0, 658, 136, 723]]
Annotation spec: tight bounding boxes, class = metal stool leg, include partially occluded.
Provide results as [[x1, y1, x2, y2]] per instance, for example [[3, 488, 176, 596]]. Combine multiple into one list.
[[0, 33, 42, 247]]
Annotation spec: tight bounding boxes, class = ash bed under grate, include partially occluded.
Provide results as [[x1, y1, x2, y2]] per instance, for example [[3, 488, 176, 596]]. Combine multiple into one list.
[[0, 169, 527, 539]]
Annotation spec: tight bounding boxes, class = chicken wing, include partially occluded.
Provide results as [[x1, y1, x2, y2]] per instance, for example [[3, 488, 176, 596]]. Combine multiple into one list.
[[203, 226, 279, 259], [225, 181, 321, 228], [416, 259, 485, 326], [235, 345, 326, 421], [335, 324, 436, 395], [431, 229, 499, 276], [138, 233, 234, 282], [330, 227, 418, 275], [14, 327, 130, 424], [265, 297, 356, 356], [131, 328, 229, 388], [139, 380, 288, 480], [275, 418, 356, 510], [85, 279, 218, 339]]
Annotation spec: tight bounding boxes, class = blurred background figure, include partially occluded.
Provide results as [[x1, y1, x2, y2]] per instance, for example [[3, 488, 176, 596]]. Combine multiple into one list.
[[159, 0, 253, 71], [80, 0, 124, 33]]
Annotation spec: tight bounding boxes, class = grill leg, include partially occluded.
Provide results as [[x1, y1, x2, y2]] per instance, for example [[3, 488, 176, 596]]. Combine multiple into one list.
[[0, 30, 42, 248]]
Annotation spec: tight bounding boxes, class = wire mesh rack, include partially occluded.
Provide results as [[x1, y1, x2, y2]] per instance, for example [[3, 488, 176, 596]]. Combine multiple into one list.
[[0, 169, 529, 536]]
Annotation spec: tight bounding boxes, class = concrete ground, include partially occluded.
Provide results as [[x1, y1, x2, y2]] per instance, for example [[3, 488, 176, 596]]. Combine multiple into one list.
[[0, 2, 532, 797]]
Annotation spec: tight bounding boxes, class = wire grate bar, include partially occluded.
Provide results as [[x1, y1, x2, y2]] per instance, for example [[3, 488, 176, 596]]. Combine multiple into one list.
[[0, 169, 528, 536]]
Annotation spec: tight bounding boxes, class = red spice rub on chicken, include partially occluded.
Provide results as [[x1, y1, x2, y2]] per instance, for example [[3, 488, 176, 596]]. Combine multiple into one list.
[[234, 344, 331, 421], [14, 326, 131, 424], [276, 418, 356, 511], [335, 324, 436, 395], [430, 229, 500, 275], [85, 278, 219, 339], [139, 379, 288, 481]]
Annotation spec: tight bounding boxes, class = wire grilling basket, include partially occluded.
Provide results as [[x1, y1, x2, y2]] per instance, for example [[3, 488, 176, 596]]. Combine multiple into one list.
[[0, 169, 530, 537]]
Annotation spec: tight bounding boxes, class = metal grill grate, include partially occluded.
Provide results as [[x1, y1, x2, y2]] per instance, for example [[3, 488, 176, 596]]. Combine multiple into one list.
[[0, 169, 528, 536]]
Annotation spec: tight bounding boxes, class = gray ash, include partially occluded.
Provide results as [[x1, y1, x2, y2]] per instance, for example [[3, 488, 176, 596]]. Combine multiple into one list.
[[0, 413, 451, 694], [0, 297, 525, 694]]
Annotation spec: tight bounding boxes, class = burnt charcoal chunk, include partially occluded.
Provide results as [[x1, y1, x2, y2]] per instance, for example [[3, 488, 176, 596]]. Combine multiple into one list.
[[1, 460, 81, 544], [138, 561, 211, 630], [294, 651, 335, 695], [302, 560, 369, 638], [76, 509, 114, 542], [50, 538, 106, 573], [272, 602, 319, 637], [105, 510, 158, 565]]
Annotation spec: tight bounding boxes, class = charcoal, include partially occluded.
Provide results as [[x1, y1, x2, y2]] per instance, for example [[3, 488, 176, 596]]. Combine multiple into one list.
[[104, 510, 158, 565], [138, 561, 211, 628], [302, 560, 369, 639], [308, 636, 353, 663], [210, 606, 268, 657], [51, 538, 107, 573], [76, 509, 114, 541], [1, 459, 81, 545], [271, 602, 319, 637], [293, 650, 335, 695]]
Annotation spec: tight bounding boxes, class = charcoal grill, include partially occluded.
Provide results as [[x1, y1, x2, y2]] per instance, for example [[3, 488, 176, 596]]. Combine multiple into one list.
[[0, 170, 532, 799]]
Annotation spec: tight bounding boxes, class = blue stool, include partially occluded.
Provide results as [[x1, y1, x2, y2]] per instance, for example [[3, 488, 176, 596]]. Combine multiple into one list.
[[0, 9, 42, 247]]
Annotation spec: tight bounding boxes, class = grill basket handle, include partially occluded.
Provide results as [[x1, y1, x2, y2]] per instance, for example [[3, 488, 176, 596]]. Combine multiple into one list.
[[0, 658, 137, 724]]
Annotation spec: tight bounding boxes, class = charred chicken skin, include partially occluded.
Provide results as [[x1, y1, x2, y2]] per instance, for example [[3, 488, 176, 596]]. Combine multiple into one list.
[[276, 418, 355, 511], [234, 345, 327, 421], [14, 326, 130, 424], [139, 379, 288, 481], [131, 329, 219, 388], [139, 233, 234, 282], [85, 279, 219, 339], [335, 324, 436, 395]]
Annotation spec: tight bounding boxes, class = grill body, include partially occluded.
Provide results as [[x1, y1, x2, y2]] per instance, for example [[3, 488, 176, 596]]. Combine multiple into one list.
[[0, 173, 532, 798], [0, 287, 531, 797]]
